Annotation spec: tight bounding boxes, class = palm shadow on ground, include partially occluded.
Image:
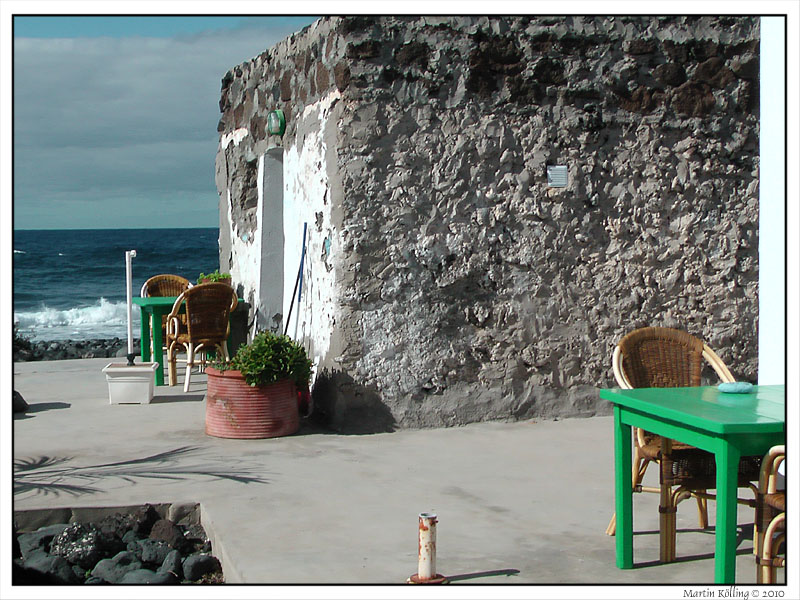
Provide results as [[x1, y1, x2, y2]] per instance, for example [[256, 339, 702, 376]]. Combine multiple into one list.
[[14, 446, 270, 497]]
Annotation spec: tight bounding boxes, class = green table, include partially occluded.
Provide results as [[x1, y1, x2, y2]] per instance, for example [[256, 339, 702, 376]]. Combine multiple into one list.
[[600, 384, 785, 583], [133, 295, 243, 386]]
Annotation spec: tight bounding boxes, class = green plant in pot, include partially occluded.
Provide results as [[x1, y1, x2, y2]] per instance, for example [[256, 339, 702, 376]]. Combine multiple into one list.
[[197, 269, 232, 285], [205, 330, 311, 439]]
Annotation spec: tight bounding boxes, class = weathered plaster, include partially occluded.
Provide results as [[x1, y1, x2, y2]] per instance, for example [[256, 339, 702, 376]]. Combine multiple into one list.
[[216, 16, 761, 432]]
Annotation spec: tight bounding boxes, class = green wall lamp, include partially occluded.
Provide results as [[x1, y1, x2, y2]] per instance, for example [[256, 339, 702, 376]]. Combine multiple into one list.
[[267, 109, 286, 136]]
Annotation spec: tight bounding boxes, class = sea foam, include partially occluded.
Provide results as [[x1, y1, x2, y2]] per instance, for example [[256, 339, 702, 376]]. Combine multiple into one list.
[[14, 298, 136, 341]]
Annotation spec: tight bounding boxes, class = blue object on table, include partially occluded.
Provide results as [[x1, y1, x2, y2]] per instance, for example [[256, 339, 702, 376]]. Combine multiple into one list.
[[718, 382, 754, 394]]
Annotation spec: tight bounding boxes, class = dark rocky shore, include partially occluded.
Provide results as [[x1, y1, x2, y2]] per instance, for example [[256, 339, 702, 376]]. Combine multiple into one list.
[[13, 337, 140, 362], [14, 505, 223, 585]]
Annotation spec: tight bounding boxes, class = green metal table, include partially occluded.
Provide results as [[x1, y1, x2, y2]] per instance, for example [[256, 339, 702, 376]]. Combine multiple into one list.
[[600, 384, 785, 583], [133, 296, 243, 386]]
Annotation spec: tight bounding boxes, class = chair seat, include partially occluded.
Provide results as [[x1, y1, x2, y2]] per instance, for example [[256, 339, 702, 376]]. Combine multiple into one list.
[[638, 437, 696, 460], [171, 333, 226, 347], [663, 448, 762, 489]]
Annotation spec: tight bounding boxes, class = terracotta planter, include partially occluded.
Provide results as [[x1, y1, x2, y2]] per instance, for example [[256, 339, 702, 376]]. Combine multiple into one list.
[[205, 367, 299, 439]]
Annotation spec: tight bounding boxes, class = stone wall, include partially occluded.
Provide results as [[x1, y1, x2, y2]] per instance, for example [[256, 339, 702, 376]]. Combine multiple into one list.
[[215, 16, 761, 432]]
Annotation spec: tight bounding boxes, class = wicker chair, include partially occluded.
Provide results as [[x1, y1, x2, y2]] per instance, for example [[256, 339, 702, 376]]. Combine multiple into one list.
[[166, 283, 237, 392], [140, 274, 192, 357], [605, 327, 761, 563], [755, 445, 785, 583]]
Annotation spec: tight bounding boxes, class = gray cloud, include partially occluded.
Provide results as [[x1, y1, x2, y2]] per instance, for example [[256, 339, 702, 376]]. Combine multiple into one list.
[[13, 19, 316, 229]]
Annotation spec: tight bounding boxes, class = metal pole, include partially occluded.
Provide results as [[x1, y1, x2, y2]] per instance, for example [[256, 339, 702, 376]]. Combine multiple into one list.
[[418, 512, 437, 579], [407, 512, 447, 584], [125, 250, 137, 364]]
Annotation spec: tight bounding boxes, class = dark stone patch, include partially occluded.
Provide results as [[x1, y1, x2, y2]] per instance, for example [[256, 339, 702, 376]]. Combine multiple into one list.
[[325, 31, 336, 59], [663, 39, 720, 64], [17, 524, 70, 559], [466, 33, 525, 97], [382, 67, 401, 84], [616, 86, 665, 114], [95, 504, 160, 540], [91, 551, 143, 584], [334, 62, 351, 91], [565, 87, 605, 103], [315, 62, 330, 93], [149, 519, 189, 551], [49, 523, 125, 569], [730, 55, 758, 79], [339, 16, 378, 36], [624, 39, 656, 55], [250, 115, 266, 138], [120, 568, 180, 584], [347, 40, 381, 60], [671, 80, 716, 116], [182, 554, 222, 582], [507, 75, 544, 104], [530, 32, 556, 53], [653, 63, 687, 87], [220, 70, 234, 90], [19, 549, 80, 584], [531, 57, 566, 85], [559, 33, 606, 56], [232, 104, 244, 128], [280, 71, 292, 101], [138, 539, 172, 566], [395, 41, 430, 69], [158, 549, 184, 579], [693, 57, 735, 88]]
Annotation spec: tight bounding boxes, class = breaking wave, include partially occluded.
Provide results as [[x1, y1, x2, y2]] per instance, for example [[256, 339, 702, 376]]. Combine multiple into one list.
[[14, 298, 137, 341]]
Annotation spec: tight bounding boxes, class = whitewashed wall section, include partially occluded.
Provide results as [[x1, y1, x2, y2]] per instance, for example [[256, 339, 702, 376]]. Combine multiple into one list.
[[220, 128, 265, 341], [283, 90, 342, 367]]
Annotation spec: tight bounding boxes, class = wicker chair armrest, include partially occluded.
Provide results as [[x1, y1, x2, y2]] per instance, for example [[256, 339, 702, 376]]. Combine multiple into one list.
[[759, 445, 786, 494], [702, 344, 735, 383], [612, 345, 633, 389], [166, 315, 181, 337], [166, 292, 188, 329]]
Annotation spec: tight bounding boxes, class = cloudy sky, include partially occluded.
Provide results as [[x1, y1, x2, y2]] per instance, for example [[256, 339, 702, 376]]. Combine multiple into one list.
[[12, 15, 318, 230]]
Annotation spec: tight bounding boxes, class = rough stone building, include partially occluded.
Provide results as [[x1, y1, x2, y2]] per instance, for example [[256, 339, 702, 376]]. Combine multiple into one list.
[[215, 16, 761, 432]]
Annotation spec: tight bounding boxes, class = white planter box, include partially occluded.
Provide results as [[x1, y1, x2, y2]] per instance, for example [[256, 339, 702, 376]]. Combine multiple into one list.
[[102, 362, 158, 404]]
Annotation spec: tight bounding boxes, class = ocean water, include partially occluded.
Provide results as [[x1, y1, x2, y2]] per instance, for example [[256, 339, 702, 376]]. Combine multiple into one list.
[[13, 228, 221, 341]]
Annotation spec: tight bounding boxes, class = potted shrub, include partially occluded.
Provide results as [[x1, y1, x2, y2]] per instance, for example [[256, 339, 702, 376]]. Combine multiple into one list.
[[205, 330, 312, 439], [197, 269, 232, 286]]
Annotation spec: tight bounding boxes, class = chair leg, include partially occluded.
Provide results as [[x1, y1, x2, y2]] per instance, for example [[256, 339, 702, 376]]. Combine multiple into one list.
[[758, 514, 785, 584], [607, 451, 649, 536], [167, 343, 177, 387], [184, 343, 194, 393], [696, 492, 709, 529], [659, 483, 678, 563]]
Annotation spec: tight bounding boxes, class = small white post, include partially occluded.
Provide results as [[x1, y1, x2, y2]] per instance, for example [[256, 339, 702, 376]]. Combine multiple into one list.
[[408, 512, 446, 584], [125, 250, 137, 360], [418, 512, 437, 580]]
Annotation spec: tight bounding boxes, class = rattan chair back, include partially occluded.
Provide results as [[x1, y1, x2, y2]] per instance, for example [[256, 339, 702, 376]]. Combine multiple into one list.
[[180, 283, 238, 345], [141, 274, 191, 298], [617, 327, 705, 388]]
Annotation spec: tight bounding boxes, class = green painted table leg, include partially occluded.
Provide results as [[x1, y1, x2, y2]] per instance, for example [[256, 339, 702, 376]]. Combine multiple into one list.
[[151, 307, 165, 386], [714, 443, 740, 583], [139, 307, 151, 363], [614, 406, 634, 569]]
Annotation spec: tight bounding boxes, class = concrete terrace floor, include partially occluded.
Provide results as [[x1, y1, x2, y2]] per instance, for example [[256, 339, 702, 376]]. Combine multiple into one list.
[[10, 357, 785, 590]]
